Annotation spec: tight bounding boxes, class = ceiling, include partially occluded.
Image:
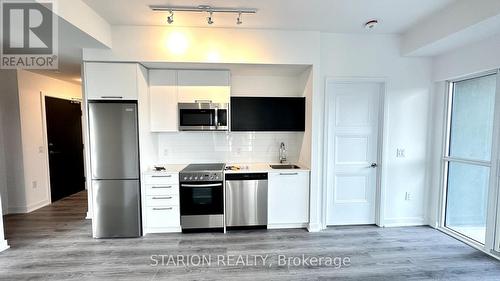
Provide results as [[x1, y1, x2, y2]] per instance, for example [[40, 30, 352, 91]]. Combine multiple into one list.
[[83, 0, 455, 34]]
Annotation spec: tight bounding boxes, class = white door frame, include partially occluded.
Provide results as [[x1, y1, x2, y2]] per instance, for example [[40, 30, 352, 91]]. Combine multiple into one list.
[[40, 92, 84, 205], [322, 77, 388, 229]]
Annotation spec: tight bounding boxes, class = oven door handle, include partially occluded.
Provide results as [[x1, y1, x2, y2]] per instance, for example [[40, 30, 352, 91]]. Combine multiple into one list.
[[181, 183, 223, 188]]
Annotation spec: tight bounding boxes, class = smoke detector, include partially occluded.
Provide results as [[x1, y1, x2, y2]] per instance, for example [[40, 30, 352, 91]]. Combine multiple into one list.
[[364, 19, 379, 30]]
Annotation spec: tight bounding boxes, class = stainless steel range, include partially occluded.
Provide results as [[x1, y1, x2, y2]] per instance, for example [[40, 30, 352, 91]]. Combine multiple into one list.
[[179, 163, 225, 232]]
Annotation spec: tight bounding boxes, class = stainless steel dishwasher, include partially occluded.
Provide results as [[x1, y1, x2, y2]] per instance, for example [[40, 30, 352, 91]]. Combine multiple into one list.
[[225, 173, 268, 228]]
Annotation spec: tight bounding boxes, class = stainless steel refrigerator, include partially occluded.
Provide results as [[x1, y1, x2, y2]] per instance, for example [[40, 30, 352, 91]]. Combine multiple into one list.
[[88, 101, 141, 238]]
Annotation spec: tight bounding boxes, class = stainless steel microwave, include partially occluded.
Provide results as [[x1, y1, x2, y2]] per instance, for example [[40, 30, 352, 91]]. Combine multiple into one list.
[[178, 103, 229, 131]]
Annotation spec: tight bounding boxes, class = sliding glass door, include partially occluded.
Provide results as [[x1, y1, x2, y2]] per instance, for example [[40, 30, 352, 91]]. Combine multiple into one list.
[[443, 73, 497, 245]]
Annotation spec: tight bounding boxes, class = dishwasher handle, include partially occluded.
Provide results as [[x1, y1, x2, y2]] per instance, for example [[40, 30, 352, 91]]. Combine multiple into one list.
[[225, 173, 268, 181]]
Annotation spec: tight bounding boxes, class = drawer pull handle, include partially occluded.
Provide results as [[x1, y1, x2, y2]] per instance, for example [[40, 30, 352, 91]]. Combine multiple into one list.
[[152, 175, 172, 178], [152, 196, 172, 200], [153, 207, 173, 211], [101, 96, 123, 99], [280, 173, 298, 176], [152, 186, 172, 189]]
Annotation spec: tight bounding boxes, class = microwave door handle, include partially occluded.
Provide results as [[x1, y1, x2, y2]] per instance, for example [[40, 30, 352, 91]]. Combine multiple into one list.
[[214, 107, 218, 129]]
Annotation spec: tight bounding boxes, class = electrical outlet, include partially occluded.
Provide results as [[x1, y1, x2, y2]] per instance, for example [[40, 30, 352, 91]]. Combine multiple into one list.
[[405, 192, 411, 201], [396, 148, 406, 158], [32, 181, 37, 189]]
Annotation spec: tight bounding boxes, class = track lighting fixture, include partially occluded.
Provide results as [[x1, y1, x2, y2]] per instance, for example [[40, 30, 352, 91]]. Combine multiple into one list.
[[150, 5, 257, 26], [167, 11, 174, 24], [236, 12, 242, 25], [207, 11, 214, 25]]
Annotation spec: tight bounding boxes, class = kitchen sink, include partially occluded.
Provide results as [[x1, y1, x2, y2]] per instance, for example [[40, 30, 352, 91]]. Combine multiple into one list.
[[270, 164, 301, 169]]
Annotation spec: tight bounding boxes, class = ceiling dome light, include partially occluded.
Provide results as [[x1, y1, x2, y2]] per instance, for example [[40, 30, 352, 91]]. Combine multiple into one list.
[[364, 19, 378, 30], [167, 11, 174, 24], [207, 11, 214, 25], [236, 12, 242, 25]]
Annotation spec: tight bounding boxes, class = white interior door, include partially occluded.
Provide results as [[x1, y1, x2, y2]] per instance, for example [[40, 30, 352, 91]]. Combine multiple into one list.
[[326, 81, 382, 226]]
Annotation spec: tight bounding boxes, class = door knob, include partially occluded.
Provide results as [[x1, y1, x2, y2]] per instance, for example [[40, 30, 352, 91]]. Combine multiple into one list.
[[370, 163, 378, 168]]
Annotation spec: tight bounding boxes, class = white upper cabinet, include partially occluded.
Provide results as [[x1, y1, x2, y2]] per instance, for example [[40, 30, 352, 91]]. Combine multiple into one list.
[[268, 171, 310, 227], [149, 70, 178, 132], [85, 62, 139, 100], [177, 70, 230, 103]]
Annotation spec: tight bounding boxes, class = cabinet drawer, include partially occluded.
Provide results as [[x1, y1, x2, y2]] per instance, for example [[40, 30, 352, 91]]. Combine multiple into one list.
[[143, 174, 179, 185], [144, 184, 179, 196], [146, 206, 180, 228], [145, 195, 179, 207]]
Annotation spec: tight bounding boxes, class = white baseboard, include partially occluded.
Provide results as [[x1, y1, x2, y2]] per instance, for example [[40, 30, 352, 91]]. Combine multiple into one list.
[[0, 240, 9, 252], [381, 217, 426, 227], [307, 222, 322, 232], [268, 223, 308, 230], [7, 199, 50, 214]]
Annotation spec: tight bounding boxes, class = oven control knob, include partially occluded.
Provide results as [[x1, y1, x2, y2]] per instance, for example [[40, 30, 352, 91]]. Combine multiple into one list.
[[183, 176, 187, 180], [199, 176, 204, 180], [189, 176, 193, 180], [194, 177, 198, 180]]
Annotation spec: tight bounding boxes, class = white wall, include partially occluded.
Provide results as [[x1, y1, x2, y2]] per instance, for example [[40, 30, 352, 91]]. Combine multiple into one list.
[[298, 68, 313, 168], [320, 33, 433, 226], [11, 70, 82, 213], [0, 70, 24, 214], [434, 33, 500, 81], [83, 26, 321, 65]]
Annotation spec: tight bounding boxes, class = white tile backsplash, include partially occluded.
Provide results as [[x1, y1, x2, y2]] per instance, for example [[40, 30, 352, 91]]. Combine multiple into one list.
[[157, 132, 303, 164]]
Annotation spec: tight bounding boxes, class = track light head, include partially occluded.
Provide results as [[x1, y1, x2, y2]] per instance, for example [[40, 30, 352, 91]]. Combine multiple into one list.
[[167, 11, 174, 24], [236, 12, 242, 25], [207, 11, 214, 25]]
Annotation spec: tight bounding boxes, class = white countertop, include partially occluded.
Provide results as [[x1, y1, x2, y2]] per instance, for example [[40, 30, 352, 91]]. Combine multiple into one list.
[[143, 164, 187, 174], [224, 163, 310, 173], [144, 163, 310, 174]]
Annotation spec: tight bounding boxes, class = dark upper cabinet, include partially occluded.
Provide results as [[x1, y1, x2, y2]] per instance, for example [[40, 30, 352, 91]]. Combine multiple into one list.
[[231, 97, 306, 132]]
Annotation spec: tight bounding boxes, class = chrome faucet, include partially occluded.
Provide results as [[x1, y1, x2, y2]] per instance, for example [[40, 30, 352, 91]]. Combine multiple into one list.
[[279, 142, 287, 164]]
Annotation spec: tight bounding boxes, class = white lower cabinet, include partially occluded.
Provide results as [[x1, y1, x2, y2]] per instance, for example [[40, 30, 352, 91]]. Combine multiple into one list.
[[268, 171, 310, 228], [146, 206, 180, 229], [142, 173, 181, 233]]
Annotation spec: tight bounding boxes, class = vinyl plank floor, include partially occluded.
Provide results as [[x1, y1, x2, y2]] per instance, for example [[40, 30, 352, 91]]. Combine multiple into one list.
[[1, 191, 500, 280]]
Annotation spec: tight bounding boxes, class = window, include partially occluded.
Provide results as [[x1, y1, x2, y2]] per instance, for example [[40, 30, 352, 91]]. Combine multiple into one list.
[[443, 74, 497, 245]]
